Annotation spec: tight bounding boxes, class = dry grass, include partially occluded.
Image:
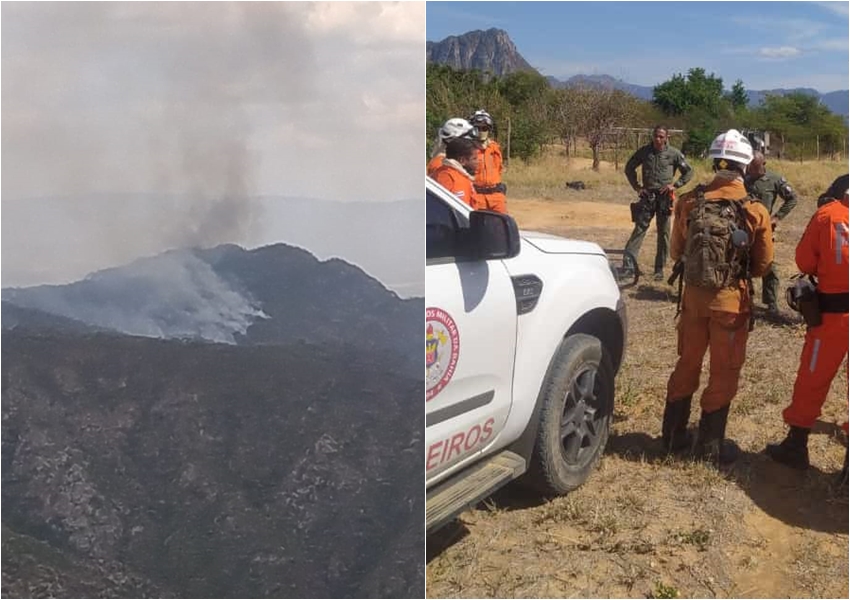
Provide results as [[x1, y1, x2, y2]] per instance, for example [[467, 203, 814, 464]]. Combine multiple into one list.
[[505, 144, 845, 208], [426, 150, 848, 599]]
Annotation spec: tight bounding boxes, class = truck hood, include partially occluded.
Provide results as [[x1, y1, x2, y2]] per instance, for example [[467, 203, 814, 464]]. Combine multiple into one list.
[[520, 230, 605, 256]]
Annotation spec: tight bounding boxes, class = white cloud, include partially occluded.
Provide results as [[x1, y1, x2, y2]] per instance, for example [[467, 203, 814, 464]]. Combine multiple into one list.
[[814, 1, 849, 17], [758, 46, 802, 59]]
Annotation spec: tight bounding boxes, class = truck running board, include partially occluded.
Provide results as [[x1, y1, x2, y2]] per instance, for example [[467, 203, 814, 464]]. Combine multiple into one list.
[[426, 450, 527, 533]]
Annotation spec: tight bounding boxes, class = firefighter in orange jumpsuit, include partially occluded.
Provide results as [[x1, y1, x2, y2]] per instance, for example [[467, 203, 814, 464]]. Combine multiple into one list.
[[766, 174, 848, 482], [431, 137, 481, 210], [468, 110, 507, 214], [662, 130, 774, 466], [427, 117, 478, 177]]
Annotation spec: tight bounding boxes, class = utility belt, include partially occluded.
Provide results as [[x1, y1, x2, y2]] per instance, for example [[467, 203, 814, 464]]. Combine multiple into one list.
[[629, 189, 673, 227], [474, 183, 507, 195], [789, 288, 848, 328], [818, 292, 849, 314]]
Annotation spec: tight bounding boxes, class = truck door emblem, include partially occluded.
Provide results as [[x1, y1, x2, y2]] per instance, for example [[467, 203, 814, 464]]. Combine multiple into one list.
[[426, 307, 460, 401]]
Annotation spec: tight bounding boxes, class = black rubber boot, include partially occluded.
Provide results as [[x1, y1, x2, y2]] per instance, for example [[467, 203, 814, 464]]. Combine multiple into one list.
[[765, 426, 810, 470], [695, 405, 740, 466], [661, 396, 692, 454]]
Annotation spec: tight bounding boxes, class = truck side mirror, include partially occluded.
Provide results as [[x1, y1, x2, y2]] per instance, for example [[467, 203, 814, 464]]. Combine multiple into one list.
[[467, 210, 521, 260]]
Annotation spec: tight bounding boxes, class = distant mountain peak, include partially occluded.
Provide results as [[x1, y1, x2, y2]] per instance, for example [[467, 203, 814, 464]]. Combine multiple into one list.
[[2, 242, 421, 373], [427, 28, 536, 76], [427, 28, 848, 118]]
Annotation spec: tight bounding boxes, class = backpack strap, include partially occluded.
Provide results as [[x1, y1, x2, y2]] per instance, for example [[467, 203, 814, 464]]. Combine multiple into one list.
[[731, 195, 756, 331], [671, 185, 707, 319], [692, 184, 707, 212]]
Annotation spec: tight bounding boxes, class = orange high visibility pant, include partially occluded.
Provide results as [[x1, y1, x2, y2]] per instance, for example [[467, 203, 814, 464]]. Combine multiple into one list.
[[666, 306, 750, 413], [783, 312, 849, 430], [476, 191, 507, 214]]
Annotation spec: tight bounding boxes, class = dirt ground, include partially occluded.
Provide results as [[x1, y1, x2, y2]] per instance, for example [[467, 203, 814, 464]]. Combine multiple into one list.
[[426, 182, 849, 599]]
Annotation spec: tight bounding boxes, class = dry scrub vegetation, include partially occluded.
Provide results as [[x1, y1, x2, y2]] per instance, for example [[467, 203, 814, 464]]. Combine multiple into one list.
[[426, 148, 848, 599]]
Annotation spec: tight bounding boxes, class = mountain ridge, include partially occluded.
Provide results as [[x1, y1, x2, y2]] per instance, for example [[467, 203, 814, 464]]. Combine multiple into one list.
[[3, 194, 424, 297], [2, 242, 422, 377], [428, 28, 849, 116]]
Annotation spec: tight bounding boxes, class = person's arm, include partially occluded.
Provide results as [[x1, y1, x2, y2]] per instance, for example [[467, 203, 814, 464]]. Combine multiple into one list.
[[624, 148, 643, 192], [494, 145, 504, 178], [795, 212, 822, 276], [669, 193, 690, 261], [748, 202, 775, 278], [673, 151, 694, 189], [773, 177, 798, 221]]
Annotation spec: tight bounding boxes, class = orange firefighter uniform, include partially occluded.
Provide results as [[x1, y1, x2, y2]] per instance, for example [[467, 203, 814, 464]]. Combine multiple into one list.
[[432, 159, 481, 210], [782, 198, 849, 430], [473, 141, 507, 213], [426, 154, 445, 178], [666, 175, 774, 413]]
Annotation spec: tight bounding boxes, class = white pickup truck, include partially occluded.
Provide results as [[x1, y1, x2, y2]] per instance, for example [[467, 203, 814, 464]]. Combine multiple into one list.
[[426, 176, 628, 532]]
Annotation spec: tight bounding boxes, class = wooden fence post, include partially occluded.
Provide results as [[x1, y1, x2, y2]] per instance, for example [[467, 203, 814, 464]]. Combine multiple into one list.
[[506, 116, 511, 164]]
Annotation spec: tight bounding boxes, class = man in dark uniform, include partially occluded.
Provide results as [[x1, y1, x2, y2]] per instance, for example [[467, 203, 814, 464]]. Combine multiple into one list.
[[624, 125, 694, 280], [745, 151, 799, 313]]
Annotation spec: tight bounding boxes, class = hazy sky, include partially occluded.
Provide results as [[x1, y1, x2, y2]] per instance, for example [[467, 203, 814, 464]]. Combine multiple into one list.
[[427, 1, 849, 92], [2, 2, 425, 288]]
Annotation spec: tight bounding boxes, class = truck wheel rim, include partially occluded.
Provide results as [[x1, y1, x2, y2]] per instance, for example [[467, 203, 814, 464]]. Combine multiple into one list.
[[559, 365, 602, 464]]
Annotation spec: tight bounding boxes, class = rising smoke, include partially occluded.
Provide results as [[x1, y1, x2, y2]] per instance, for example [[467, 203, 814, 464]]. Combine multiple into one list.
[[3, 250, 268, 344], [2, 3, 317, 284]]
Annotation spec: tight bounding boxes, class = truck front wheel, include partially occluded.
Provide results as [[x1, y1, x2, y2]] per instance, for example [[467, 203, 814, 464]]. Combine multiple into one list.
[[524, 333, 614, 495]]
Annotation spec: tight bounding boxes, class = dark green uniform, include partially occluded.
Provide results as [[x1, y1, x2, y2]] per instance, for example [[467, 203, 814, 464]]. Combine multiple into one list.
[[623, 144, 694, 275], [745, 171, 799, 308]]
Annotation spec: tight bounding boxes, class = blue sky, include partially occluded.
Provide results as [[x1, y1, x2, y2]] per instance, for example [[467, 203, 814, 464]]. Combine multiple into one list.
[[427, 1, 849, 92]]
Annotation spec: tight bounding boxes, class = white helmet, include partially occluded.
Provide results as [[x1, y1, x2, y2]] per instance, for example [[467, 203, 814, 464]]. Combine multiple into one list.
[[709, 129, 754, 167], [468, 110, 495, 129], [439, 118, 476, 143]]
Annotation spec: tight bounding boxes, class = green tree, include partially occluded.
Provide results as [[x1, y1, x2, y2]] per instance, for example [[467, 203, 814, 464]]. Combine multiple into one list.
[[494, 71, 551, 161], [425, 64, 550, 162], [653, 68, 725, 116], [497, 71, 550, 107], [726, 79, 749, 112], [426, 64, 500, 154], [652, 68, 730, 155], [752, 92, 846, 159]]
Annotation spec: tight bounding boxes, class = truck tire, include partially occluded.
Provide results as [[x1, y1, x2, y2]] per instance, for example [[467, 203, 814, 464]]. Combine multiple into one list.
[[524, 333, 615, 495]]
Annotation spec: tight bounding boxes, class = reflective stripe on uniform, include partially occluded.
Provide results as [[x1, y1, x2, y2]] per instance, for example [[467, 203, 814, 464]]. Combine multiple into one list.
[[836, 223, 848, 265], [809, 338, 822, 372]]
